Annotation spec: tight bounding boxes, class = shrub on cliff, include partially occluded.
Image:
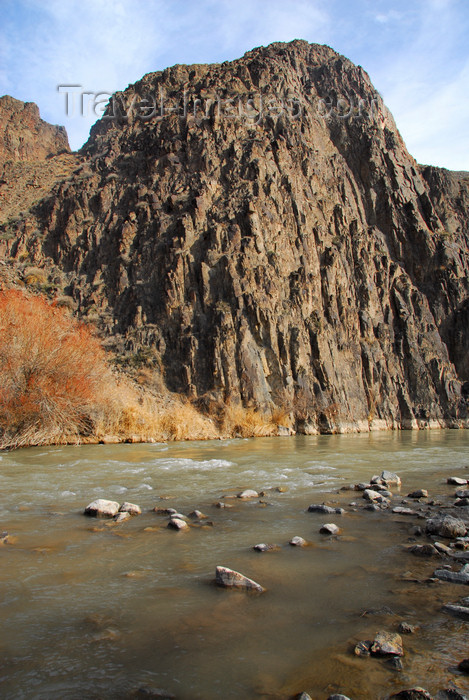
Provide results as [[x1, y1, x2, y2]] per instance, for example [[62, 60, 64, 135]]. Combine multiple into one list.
[[0, 289, 111, 448]]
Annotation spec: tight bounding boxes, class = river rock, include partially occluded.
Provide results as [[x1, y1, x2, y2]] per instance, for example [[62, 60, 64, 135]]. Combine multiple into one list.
[[237, 489, 258, 499], [114, 512, 131, 523], [84, 499, 120, 518], [381, 471, 402, 486], [442, 603, 469, 620], [119, 502, 141, 515], [153, 507, 177, 515], [390, 690, 433, 699], [386, 656, 404, 670], [434, 541, 453, 555], [426, 515, 467, 538], [408, 544, 439, 557], [308, 504, 343, 514], [253, 543, 279, 552], [392, 507, 417, 515], [458, 659, 469, 673], [289, 536, 307, 547], [354, 640, 372, 656], [327, 695, 352, 700], [293, 694, 312, 700], [215, 566, 265, 592], [398, 622, 417, 634], [214, 501, 233, 508], [436, 691, 469, 700], [433, 564, 469, 584], [455, 498, 469, 507], [363, 489, 384, 502], [408, 490, 429, 499], [320, 523, 340, 535], [448, 477, 468, 486], [167, 518, 188, 531], [455, 489, 469, 498], [188, 510, 207, 519], [370, 631, 404, 656], [169, 512, 187, 520]]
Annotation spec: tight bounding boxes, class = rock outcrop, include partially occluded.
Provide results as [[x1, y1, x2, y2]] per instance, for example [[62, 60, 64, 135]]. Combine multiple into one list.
[[0, 96, 76, 225], [1, 40, 468, 433]]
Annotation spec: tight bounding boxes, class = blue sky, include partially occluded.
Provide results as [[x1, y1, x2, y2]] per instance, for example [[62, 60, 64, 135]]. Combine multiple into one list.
[[1, 0, 468, 170]]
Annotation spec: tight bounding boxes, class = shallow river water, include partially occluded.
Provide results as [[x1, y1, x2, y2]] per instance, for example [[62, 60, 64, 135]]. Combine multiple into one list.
[[1, 430, 469, 700]]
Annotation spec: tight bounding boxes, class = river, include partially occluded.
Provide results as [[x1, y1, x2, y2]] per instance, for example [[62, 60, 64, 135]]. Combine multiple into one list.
[[1, 430, 469, 699]]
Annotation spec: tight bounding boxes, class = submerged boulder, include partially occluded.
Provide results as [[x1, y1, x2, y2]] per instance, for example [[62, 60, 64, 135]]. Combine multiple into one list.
[[426, 515, 467, 539]]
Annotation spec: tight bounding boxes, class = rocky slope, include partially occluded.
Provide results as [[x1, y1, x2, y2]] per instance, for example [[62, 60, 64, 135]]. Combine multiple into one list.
[[1, 40, 468, 433], [0, 96, 77, 225]]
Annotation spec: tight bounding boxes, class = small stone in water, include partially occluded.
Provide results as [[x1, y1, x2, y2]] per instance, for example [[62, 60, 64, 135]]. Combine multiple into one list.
[[327, 695, 352, 700], [319, 523, 340, 535], [214, 501, 233, 508], [354, 640, 372, 656], [442, 603, 469, 620], [308, 504, 336, 514], [253, 543, 278, 552], [289, 536, 307, 547], [167, 518, 188, 531], [398, 622, 417, 634], [119, 502, 141, 515], [370, 631, 404, 656], [408, 544, 439, 557], [114, 512, 131, 523], [386, 656, 404, 671], [408, 490, 429, 499], [188, 510, 206, 519], [215, 566, 265, 592], [458, 659, 469, 673], [433, 564, 469, 584], [237, 489, 258, 499], [381, 470, 401, 485], [448, 477, 468, 485], [294, 694, 312, 700], [392, 507, 416, 515]]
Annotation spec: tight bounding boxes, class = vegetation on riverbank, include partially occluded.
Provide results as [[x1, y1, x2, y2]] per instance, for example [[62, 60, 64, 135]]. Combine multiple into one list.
[[0, 289, 287, 450]]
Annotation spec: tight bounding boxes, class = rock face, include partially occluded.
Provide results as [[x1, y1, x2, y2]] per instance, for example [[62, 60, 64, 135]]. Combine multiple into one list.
[[0, 96, 76, 226], [0, 96, 69, 163], [1, 41, 469, 431]]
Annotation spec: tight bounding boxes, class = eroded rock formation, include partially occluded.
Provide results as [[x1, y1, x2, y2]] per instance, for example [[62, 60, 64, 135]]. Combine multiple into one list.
[[1, 41, 468, 432]]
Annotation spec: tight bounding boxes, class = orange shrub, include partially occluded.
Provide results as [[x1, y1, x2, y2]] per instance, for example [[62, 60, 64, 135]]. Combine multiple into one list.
[[0, 289, 110, 448]]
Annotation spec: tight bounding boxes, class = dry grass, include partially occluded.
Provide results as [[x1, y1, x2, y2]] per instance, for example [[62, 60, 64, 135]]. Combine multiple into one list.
[[0, 288, 293, 450], [219, 401, 278, 438]]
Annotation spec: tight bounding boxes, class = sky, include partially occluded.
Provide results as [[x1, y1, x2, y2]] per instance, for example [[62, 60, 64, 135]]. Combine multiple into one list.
[[1, 0, 468, 170]]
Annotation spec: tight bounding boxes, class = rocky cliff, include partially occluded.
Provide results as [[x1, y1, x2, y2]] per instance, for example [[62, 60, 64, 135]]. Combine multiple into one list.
[[1, 40, 468, 433], [0, 96, 76, 225]]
